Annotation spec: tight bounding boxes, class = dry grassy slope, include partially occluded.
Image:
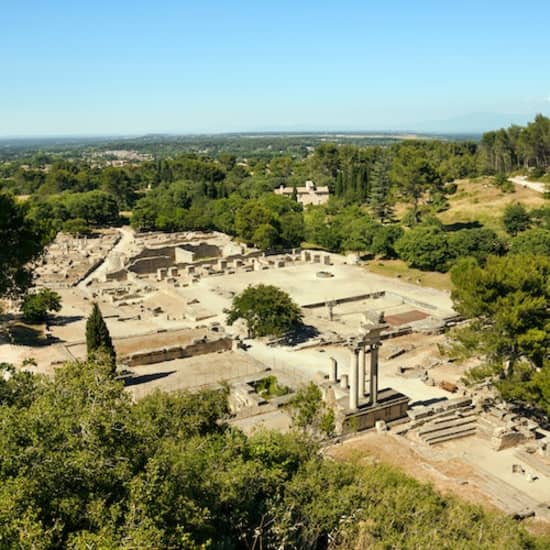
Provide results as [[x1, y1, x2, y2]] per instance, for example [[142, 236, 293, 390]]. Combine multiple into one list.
[[438, 177, 547, 234], [378, 178, 548, 291]]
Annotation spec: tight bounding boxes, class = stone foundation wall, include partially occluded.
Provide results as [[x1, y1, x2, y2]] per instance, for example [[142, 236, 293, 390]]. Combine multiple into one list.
[[340, 399, 409, 434], [128, 255, 173, 274], [123, 336, 232, 367], [133, 246, 177, 261]]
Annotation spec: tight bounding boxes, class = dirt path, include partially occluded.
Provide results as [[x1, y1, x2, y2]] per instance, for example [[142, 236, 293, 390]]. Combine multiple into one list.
[[77, 226, 135, 290], [510, 176, 546, 194], [327, 432, 494, 508]]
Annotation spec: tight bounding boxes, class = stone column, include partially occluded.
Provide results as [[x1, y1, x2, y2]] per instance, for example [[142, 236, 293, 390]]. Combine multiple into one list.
[[359, 345, 366, 399], [349, 349, 359, 410], [329, 357, 338, 383], [369, 343, 380, 406], [340, 374, 349, 389]]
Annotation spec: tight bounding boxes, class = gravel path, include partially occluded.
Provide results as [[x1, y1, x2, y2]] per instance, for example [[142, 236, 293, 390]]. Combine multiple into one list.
[[510, 176, 546, 194]]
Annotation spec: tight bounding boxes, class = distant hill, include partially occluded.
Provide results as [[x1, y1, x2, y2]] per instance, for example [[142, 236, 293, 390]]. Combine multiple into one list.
[[411, 112, 544, 134]]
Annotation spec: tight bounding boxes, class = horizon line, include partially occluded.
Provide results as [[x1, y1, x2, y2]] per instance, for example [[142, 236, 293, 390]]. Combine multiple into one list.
[[0, 129, 483, 140]]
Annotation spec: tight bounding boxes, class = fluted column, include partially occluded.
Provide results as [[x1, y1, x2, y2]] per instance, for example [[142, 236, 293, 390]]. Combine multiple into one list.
[[349, 348, 359, 410], [358, 345, 366, 399], [369, 343, 380, 406]]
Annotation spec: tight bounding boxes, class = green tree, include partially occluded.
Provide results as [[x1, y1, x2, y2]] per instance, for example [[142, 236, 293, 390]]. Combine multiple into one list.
[[86, 303, 116, 372], [0, 358, 545, 548], [21, 288, 62, 324], [279, 211, 305, 248], [62, 217, 90, 236], [370, 224, 404, 258], [101, 167, 136, 209], [502, 203, 530, 236], [252, 223, 279, 250], [235, 201, 277, 244], [395, 225, 450, 271], [0, 193, 44, 298], [450, 255, 550, 369], [391, 147, 441, 223], [447, 227, 505, 265], [509, 228, 550, 256], [288, 382, 335, 438], [226, 284, 303, 337]]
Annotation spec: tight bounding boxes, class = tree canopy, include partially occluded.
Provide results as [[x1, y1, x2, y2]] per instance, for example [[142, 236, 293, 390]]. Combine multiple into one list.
[[226, 284, 303, 337], [451, 255, 550, 369], [21, 288, 62, 324], [0, 360, 545, 548], [0, 193, 44, 298]]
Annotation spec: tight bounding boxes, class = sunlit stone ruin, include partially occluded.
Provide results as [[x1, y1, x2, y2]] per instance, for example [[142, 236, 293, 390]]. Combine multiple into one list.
[[3, 226, 549, 522]]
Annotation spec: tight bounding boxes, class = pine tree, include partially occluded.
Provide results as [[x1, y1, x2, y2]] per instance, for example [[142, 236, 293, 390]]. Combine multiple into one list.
[[370, 157, 393, 222], [86, 303, 116, 372]]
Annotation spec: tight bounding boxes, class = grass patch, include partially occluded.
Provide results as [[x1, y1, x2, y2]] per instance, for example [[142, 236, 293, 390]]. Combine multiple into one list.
[[367, 259, 453, 292], [252, 375, 291, 399]]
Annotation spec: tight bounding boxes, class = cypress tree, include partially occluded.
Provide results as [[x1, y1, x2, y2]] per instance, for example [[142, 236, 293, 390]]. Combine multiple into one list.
[[86, 302, 116, 372], [370, 157, 393, 222]]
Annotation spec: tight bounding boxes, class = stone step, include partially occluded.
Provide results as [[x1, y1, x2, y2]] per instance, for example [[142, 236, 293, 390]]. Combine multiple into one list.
[[430, 409, 477, 425], [424, 427, 478, 445], [418, 416, 477, 437], [408, 406, 475, 429], [421, 424, 477, 444]]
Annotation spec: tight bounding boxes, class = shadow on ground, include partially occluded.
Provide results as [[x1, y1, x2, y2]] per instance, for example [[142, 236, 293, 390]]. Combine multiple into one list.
[[409, 396, 449, 408], [2, 323, 59, 347], [124, 370, 176, 387], [443, 221, 483, 232], [50, 315, 84, 326], [281, 324, 320, 346]]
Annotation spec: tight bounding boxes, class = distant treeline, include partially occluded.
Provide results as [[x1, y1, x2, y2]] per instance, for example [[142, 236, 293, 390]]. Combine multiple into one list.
[[479, 114, 550, 173], [1, 115, 549, 263]]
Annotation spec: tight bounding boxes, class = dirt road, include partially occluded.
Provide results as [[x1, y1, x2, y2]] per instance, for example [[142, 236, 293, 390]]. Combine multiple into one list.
[[510, 176, 546, 194]]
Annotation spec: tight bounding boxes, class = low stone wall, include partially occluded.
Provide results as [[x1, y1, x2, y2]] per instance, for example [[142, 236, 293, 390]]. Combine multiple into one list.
[[123, 336, 232, 367], [128, 255, 173, 274], [303, 291, 386, 310], [385, 291, 439, 312], [105, 268, 128, 282]]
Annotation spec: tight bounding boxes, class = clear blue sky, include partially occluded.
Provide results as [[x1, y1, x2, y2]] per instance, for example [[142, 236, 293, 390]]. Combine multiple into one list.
[[2, 0, 550, 136]]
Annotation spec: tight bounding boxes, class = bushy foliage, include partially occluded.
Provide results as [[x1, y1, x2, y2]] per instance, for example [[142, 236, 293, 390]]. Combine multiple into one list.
[[502, 203, 531, 236], [0, 361, 545, 548], [395, 225, 450, 271], [447, 227, 505, 265], [451, 255, 550, 362], [288, 382, 335, 438], [509, 228, 550, 256], [450, 255, 550, 413]]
